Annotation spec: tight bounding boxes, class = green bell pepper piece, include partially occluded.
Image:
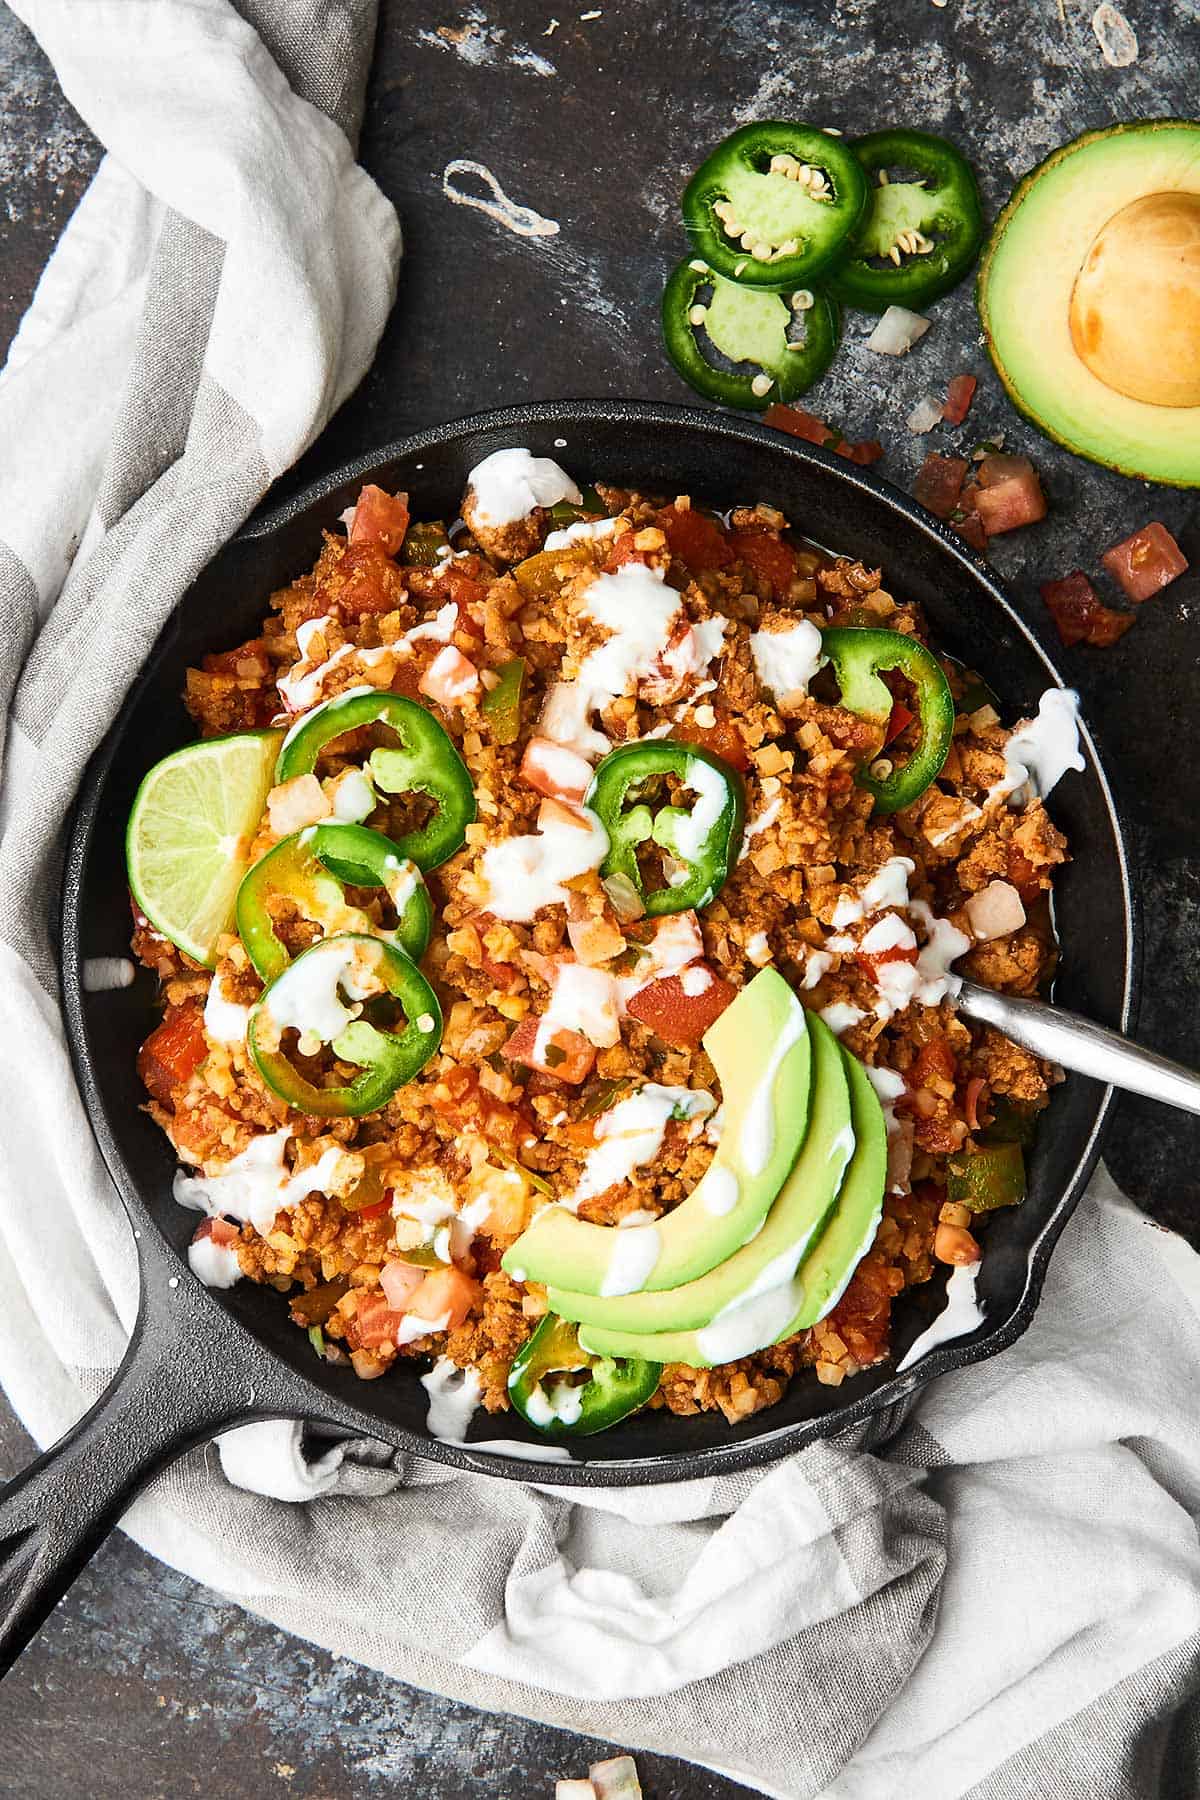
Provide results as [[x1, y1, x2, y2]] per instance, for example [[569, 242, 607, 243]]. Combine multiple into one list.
[[400, 520, 451, 567], [235, 822, 432, 984], [661, 259, 840, 410], [819, 627, 955, 814], [548, 486, 605, 527], [276, 691, 476, 871], [682, 121, 869, 288], [946, 1141, 1026, 1212], [827, 128, 985, 312], [507, 1313, 660, 1437], [248, 933, 442, 1118], [586, 739, 744, 918], [481, 657, 526, 747]]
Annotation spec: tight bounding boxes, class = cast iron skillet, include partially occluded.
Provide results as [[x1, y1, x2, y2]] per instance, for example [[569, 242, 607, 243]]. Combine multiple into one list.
[[0, 401, 1136, 1675]]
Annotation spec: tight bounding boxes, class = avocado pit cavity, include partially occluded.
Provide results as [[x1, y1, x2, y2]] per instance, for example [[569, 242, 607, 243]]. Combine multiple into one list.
[[1069, 190, 1200, 407]]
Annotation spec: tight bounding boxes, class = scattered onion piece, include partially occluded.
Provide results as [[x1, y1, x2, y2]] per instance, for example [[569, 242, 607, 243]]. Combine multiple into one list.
[[906, 395, 943, 434], [865, 305, 931, 356]]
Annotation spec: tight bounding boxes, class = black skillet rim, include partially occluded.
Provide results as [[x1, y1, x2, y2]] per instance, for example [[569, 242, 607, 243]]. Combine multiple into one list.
[[60, 398, 1139, 1487]]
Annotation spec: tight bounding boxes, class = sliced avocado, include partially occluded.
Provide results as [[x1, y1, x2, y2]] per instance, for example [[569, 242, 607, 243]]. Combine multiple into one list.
[[578, 1039, 886, 1369], [782, 1044, 887, 1331], [501, 969, 812, 1297], [978, 120, 1200, 487], [547, 1011, 851, 1336]]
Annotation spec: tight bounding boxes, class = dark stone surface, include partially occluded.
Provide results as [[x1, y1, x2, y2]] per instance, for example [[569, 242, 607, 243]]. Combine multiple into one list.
[[1, 0, 1198, 1793]]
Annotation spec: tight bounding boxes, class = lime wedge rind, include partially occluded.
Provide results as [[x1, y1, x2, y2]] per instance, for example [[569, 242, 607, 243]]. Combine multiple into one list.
[[126, 730, 280, 967]]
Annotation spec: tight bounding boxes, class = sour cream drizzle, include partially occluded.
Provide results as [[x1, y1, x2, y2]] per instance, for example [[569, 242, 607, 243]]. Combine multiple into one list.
[[990, 689, 1084, 806], [466, 448, 580, 527], [570, 1085, 715, 1208], [896, 1261, 986, 1371]]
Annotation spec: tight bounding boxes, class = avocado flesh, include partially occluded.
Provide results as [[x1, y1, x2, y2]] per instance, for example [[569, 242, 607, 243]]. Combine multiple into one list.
[[781, 1044, 888, 1332], [578, 1040, 887, 1370], [547, 1012, 852, 1336], [501, 969, 812, 1297], [978, 120, 1200, 486]]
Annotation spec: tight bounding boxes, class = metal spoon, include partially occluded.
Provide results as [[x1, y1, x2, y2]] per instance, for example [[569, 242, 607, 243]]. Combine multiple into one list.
[[957, 981, 1200, 1116]]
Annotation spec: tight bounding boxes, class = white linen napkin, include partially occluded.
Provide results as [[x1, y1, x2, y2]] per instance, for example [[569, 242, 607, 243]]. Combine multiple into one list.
[[3, 7, 1199, 1797]]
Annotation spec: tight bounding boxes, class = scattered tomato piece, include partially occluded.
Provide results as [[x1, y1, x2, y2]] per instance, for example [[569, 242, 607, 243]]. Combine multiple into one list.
[[603, 533, 654, 572], [658, 503, 733, 572], [942, 374, 977, 426], [1100, 521, 1189, 603], [408, 1266, 482, 1328], [672, 711, 751, 771], [973, 454, 1047, 536], [913, 454, 968, 521], [625, 963, 736, 1049], [137, 1003, 207, 1104], [353, 1295, 410, 1349], [912, 1037, 957, 1089], [762, 403, 883, 465], [201, 637, 273, 681], [884, 698, 916, 744], [503, 1018, 596, 1084], [348, 484, 410, 556], [420, 645, 479, 706], [727, 529, 798, 597], [380, 1260, 427, 1311], [520, 736, 593, 803], [1039, 570, 1134, 649], [193, 1216, 239, 1248]]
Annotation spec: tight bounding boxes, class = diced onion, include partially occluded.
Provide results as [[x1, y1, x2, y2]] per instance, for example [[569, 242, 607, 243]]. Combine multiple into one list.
[[866, 306, 931, 356], [589, 1759, 644, 1800], [602, 871, 646, 922], [906, 394, 943, 433], [964, 880, 1026, 943], [556, 1784, 598, 1800]]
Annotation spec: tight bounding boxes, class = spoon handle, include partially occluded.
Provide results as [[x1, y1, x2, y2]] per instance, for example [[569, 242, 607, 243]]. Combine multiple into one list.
[[956, 980, 1200, 1118]]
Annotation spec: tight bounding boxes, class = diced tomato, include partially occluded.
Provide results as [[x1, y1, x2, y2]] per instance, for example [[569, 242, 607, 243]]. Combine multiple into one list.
[[407, 1265, 482, 1328], [193, 1216, 239, 1248], [884, 698, 915, 744], [913, 454, 968, 521], [503, 1018, 596, 1084], [625, 963, 736, 1049], [137, 1004, 207, 1104], [911, 1037, 957, 1089], [843, 438, 884, 466], [317, 540, 406, 619], [432, 1063, 528, 1148], [855, 942, 918, 981], [1039, 570, 1134, 649], [419, 645, 479, 706], [380, 1260, 427, 1311], [951, 502, 989, 554], [1100, 522, 1189, 603], [942, 374, 977, 426], [728, 530, 798, 597], [358, 1195, 392, 1221], [353, 1295, 410, 1350], [973, 455, 1047, 536], [604, 533, 654, 572], [672, 711, 750, 772], [348, 485, 410, 556], [762, 403, 883, 465], [659, 503, 733, 572], [202, 637, 272, 681], [520, 736, 593, 802]]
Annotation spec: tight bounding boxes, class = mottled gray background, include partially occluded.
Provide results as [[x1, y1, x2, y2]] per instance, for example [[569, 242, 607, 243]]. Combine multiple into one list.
[[1, 0, 1198, 1793]]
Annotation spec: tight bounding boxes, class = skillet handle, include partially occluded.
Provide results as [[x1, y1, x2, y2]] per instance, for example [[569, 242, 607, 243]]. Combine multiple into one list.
[[0, 1230, 291, 1680]]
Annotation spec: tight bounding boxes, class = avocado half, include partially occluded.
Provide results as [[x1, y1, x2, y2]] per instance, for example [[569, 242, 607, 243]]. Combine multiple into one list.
[[978, 119, 1200, 486]]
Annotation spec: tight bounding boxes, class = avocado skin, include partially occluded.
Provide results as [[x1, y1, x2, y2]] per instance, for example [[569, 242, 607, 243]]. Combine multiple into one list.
[[577, 1039, 887, 1370], [501, 969, 813, 1297], [547, 1012, 852, 1336], [977, 117, 1200, 488]]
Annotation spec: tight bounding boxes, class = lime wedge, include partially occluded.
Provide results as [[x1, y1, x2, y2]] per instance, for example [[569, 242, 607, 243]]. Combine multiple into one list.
[[126, 731, 282, 966]]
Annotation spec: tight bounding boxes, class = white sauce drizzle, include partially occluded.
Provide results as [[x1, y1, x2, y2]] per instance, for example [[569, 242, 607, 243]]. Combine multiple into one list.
[[187, 1234, 242, 1289], [535, 962, 621, 1057], [441, 160, 561, 239], [989, 690, 1084, 807], [542, 516, 619, 551], [896, 1261, 985, 1371], [467, 448, 580, 527], [173, 1130, 356, 1236], [204, 973, 251, 1045], [480, 801, 609, 921], [259, 938, 384, 1045], [749, 620, 825, 700], [471, 1438, 574, 1463], [820, 1002, 866, 1037], [600, 1223, 662, 1297], [702, 1166, 740, 1216], [81, 956, 136, 993], [570, 1085, 715, 1208], [421, 1357, 485, 1441]]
